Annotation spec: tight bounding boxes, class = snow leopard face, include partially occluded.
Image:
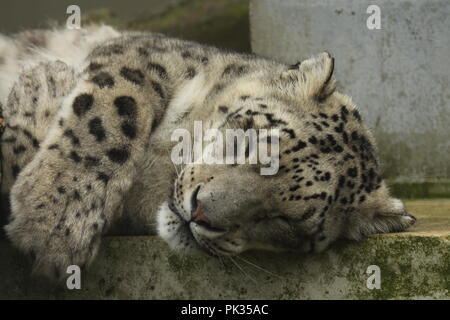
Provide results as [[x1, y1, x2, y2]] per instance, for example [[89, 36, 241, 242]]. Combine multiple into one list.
[[157, 53, 416, 256]]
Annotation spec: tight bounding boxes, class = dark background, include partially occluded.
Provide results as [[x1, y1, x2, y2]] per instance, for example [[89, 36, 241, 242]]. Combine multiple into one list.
[[0, 0, 251, 52]]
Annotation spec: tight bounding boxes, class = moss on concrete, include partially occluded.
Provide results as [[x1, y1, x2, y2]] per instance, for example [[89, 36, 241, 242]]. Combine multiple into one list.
[[0, 200, 448, 299], [388, 182, 450, 199], [84, 0, 251, 53]]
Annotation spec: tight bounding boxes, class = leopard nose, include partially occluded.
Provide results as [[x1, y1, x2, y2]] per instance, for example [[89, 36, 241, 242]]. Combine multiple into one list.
[[190, 184, 208, 222], [191, 202, 227, 234], [190, 184, 211, 223], [191, 202, 210, 225], [190, 185, 226, 233]]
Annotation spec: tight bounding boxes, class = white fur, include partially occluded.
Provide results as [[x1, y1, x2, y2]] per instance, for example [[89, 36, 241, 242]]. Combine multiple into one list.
[[165, 72, 210, 124], [0, 35, 20, 105], [391, 198, 405, 213], [0, 26, 120, 106], [156, 202, 196, 251], [32, 26, 120, 73]]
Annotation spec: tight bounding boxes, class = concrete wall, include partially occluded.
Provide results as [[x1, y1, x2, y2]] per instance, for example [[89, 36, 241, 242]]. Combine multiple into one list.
[[250, 0, 450, 182]]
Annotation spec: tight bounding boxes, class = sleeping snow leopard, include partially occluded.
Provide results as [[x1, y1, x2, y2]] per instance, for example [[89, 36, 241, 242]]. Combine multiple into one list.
[[0, 26, 416, 280]]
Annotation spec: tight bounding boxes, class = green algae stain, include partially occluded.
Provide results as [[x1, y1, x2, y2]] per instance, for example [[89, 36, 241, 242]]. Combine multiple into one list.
[[84, 0, 251, 53], [388, 182, 450, 199]]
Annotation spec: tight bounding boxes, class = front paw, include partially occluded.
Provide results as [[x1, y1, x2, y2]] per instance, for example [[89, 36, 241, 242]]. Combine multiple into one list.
[[30, 232, 101, 281], [5, 154, 108, 280]]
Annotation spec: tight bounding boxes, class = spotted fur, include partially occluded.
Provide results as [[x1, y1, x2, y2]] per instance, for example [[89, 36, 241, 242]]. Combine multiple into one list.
[[0, 27, 415, 280]]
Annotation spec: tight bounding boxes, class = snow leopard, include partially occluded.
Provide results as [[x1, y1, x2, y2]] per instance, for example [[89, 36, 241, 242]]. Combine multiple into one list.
[[0, 26, 416, 280]]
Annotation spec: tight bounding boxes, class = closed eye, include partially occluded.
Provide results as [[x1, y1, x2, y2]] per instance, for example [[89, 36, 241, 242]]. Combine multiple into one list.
[[254, 213, 291, 224]]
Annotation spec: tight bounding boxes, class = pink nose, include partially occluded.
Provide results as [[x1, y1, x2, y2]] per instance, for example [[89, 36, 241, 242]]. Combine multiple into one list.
[[192, 203, 210, 224]]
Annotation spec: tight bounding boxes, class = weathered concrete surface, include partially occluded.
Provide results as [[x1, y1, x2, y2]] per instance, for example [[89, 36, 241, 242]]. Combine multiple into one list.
[[0, 200, 448, 299], [250, 0, 450, 182]]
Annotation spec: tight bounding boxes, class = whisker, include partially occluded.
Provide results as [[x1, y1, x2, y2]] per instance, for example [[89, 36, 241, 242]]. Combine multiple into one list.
[[165, 147, 180, 177], [236, 255, 284, 279], [216, 254, 227, 272], [142, 155, 159, 171], [228, 256, 257, 284]]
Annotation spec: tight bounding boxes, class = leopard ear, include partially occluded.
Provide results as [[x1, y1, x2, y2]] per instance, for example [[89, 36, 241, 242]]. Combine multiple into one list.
[[281, 52, 336, 102]]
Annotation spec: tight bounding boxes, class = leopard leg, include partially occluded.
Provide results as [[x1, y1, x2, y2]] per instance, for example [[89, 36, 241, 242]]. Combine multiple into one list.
[[1, 61, 77, 236], [5, 51, 167, 280], [1, 61, 77, 195]]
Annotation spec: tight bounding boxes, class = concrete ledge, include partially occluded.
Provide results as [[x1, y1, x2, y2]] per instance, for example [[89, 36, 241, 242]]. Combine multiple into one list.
[[1, 200, 449, 299]]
